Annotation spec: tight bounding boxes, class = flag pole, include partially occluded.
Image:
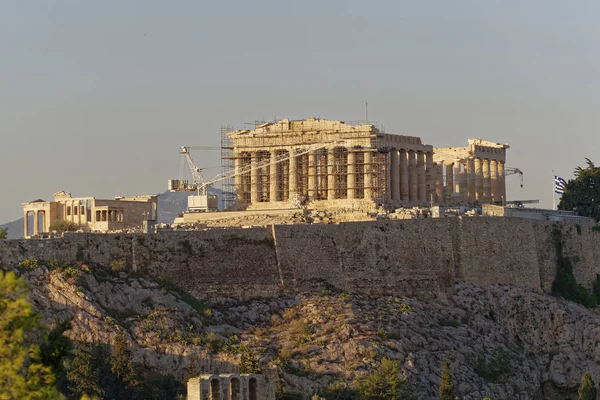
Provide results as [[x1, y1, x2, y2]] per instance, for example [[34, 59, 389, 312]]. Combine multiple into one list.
[[552, 170, 556, 210]]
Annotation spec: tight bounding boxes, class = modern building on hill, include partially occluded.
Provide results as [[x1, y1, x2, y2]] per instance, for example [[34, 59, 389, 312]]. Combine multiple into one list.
[[22, 191, 158, 237]]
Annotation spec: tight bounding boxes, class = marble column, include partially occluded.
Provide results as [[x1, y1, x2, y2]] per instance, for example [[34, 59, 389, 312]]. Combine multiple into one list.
[[347, 150, 356, 200], [390, 149, 400, 200], [434, 163, 444, 203], [454, 163, 461, 200], [417, 151, 426, 202], [482, 159, 491, 203], [467, 158, 475, 204], [364, 151, 373, 200], [289, 150, 297, 200], [400, 149, 409, 201], [23, 211, 29, 237], [408, 150, 418, 201], [425, 151, 434, 202], [490, 159, 498, 203], [250, 152, 259, 203], [327, 149, 336, 201], [270, 151, 278, 202], [308, 152, 317, 200], [445, 162, 454, 200], [498, 161, 505, 204], [474, 157, 483, 201], [33, 211, 39, 236]]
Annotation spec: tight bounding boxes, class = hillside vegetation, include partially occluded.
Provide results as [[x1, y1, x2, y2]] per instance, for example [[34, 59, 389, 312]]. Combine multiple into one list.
[[3, 258, 600, 399]]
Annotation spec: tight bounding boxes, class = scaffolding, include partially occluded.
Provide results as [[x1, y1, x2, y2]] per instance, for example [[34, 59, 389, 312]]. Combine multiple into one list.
[[220, 125, 235, 210], [219, 118, 389, 208]]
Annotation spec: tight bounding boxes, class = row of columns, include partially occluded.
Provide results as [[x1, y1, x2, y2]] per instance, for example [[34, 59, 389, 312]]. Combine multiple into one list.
[[389, 149, 433, 203], [237, 148, 376, 203], [23, 210, 46, 237], [434, 158, 505, 204]]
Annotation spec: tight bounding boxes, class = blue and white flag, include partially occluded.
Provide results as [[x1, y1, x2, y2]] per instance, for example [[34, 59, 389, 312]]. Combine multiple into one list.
[[554, 176, 567, 194]]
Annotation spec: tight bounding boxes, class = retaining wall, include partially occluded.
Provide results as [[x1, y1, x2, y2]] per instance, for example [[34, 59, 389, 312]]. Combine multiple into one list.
[[1, 218, 599, 300]]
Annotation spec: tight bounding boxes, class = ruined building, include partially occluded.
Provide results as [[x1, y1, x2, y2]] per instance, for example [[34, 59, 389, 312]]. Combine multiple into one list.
[[226, 118, 508, 209], [22, 191, 158, 237], [186, 373, 272, 400]]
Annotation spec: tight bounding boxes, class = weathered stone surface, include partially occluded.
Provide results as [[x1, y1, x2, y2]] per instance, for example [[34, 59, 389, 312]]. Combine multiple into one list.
[[2, 218, 600, 302]]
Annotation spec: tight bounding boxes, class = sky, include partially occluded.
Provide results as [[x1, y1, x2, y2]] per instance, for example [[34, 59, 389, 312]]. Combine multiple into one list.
[[1, 0, 599, 223]]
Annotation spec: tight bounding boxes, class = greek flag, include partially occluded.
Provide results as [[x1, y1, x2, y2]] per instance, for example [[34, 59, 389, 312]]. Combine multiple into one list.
[[554, 176, 567, 194]]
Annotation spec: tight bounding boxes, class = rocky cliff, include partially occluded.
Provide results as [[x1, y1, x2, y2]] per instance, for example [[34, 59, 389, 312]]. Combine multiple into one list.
[[14, 260, 600, 400]]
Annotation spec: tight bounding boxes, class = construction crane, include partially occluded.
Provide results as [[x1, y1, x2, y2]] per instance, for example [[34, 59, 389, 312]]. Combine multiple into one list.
[[168, 140, 351, 212], [168, 146, 218, 194], [504, 167, 524, 188]]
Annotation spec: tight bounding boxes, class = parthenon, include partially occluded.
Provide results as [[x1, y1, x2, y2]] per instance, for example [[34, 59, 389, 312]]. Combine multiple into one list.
[[227, 118, 509, 209]]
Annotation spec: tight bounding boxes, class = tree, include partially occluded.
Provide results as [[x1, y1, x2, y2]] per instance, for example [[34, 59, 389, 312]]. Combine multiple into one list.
[[49, 220, 79, 233], [0, 227, 7, 240], [0, 271, 61, 398], [358, 357, 409, 400], [558, 158, 600, 221], [439, 359, 457, 400], [239, 344, 260, 374], [67, 347, 103, 398], [110, 331, 139, 388], [578, 372, 597, 400]]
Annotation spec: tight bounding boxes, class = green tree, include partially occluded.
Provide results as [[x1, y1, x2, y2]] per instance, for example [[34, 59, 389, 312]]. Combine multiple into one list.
[[358, 357, 409, 400], [439, 359, 457, 400], [49, 220, 79, 233], [0, 271, 60, 398], [558, 158, 600, 221], [239, 344, 260, 374], [0, 227, 7, 240], [110, 331, 139, 387], [67, 347, 103, 398], [578, 372, 597, 400]]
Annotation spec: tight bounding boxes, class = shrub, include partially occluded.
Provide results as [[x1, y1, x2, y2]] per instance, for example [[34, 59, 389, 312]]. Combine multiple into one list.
[[18, 258, 39, 271], [474, 349, 511, 383], [358, 357, 410, 399], [49, 220, 78, 232], [438, 317, 460, 328], [579, 372, 597, 400], [110, 259, 127, 272], [0, 227, 7, 240]]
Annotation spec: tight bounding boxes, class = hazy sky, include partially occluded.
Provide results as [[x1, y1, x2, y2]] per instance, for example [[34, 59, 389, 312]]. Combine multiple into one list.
[[1, 1, 599, 223]]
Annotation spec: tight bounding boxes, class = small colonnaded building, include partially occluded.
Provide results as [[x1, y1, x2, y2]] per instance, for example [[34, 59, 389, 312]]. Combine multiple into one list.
[[22, 191, 158, 237], [186, 373, 273, 400], [226, 118, 509, 210]]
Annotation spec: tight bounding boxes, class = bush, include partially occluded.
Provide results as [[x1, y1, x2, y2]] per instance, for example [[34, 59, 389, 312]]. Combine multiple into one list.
[[0, 227, 7, 240], [579, 372, 597, 400], [474, 349, 511, 383], [110, 259, 127, 272], [358, 358, 410, 399], [17, 258, 39, 271], [49, 220, 79, 232]]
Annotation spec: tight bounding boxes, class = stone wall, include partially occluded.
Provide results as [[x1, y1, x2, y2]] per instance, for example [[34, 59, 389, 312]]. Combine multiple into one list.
[[1, 218, 599, 300]]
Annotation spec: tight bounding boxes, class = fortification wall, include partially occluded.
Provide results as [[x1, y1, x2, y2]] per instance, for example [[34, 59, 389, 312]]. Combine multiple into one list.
[[1, 218, 600, 300], [274, 219, 456, 300]]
